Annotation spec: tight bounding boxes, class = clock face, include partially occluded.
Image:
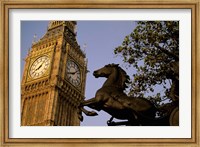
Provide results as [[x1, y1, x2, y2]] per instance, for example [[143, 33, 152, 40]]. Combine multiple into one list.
[[29, 56, 50, 79], [66, 60, 81, 86]]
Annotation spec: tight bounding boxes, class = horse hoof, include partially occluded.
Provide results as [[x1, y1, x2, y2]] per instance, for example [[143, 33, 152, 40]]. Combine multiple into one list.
[[78, 115, 84, 121], [89, 111, 98, 116]]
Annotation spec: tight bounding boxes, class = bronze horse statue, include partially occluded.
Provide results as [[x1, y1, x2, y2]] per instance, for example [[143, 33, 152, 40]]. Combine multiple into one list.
[[80, 64, 175, 126]]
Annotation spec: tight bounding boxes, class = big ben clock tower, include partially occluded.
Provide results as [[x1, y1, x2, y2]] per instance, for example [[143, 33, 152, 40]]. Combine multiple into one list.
[[21, 21, 87, 126]]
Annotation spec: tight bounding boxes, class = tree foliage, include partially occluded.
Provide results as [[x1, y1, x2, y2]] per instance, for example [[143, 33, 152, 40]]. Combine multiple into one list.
[[114, 21, 179, 105]]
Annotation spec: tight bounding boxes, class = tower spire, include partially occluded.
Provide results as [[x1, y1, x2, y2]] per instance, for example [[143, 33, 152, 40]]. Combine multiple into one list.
[[32, 34, 37, 45], [83, 43, 87, 54]]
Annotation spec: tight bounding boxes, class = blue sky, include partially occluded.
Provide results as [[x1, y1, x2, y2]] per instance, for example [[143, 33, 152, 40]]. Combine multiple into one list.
[[21, 21, 136, 126]]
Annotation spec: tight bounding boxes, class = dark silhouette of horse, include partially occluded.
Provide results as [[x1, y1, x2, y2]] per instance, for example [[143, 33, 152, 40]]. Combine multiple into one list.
[[80, 64, 176, 126]]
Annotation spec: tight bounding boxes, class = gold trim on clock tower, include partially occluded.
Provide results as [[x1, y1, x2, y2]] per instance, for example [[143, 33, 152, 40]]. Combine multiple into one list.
[[21, 21, 87, 126]]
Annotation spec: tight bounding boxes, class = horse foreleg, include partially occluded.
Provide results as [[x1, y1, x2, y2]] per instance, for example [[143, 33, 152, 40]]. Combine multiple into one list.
[[78, 106, 98, 121], [81, 107, 98, 116], [81, 97, 101, 110], [82, 97, 96, 105]]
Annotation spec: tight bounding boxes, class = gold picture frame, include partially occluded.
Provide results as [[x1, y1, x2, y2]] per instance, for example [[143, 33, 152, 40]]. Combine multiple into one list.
[[1, 0, 199, 146]]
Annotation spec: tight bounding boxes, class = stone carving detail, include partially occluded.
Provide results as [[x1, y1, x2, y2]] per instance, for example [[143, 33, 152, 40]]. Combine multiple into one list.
[[22, 92, 49, 126]]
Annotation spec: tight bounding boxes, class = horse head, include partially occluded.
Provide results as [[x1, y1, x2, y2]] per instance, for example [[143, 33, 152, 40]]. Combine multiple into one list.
[[93, 64, 118, 78], [93, 63, 130, 90]]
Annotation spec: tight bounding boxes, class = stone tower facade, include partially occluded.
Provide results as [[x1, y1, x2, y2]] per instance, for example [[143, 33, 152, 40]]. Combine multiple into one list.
[[21, 21, 87, 126]]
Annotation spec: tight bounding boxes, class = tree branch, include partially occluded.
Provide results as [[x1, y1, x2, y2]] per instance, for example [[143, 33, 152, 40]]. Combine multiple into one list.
[[155, 44, 179, 61]]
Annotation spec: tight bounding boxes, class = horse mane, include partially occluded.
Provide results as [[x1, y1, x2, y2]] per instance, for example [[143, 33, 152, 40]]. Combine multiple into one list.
[[105, 64, 130, 90]]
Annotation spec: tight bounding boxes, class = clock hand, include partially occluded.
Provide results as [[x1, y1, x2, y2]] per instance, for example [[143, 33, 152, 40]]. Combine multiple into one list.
[[36, 64, 43, 70], [32, 62, 44, 73], [36, 60, 46, 70]]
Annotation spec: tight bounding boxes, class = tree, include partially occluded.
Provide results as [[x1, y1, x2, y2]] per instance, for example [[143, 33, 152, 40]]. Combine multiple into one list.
[[114, 21, 179, 106]]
